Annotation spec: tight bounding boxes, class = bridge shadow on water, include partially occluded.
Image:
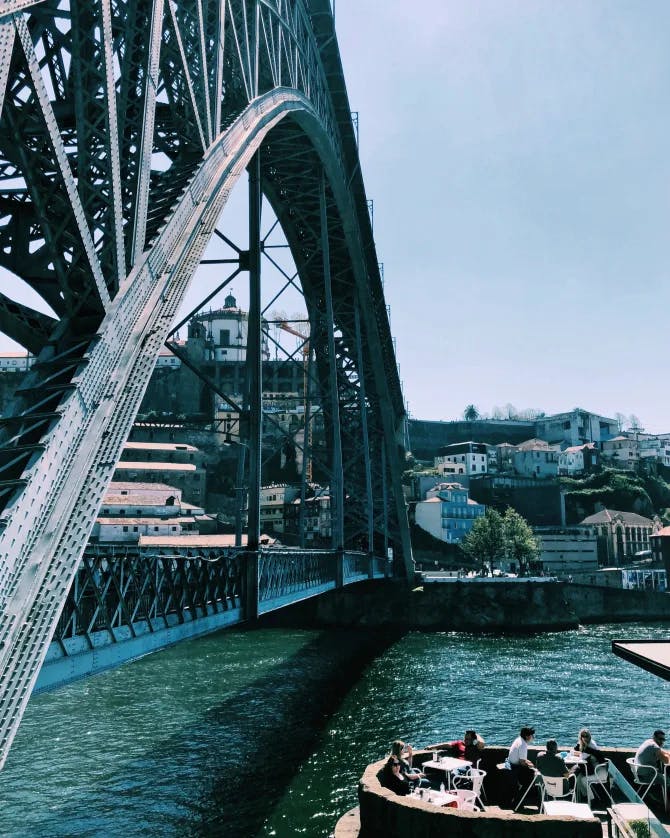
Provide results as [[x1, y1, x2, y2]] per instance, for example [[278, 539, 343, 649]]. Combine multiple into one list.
[[162, 627, 403, 837]]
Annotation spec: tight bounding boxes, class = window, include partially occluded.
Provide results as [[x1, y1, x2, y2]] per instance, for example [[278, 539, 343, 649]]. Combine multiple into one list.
[[133, 527, 138, 532], [123, 526, 128, 532], [119, 509, 125, 515], [219, 328, 230, 346], [154, 526, 159, 532]]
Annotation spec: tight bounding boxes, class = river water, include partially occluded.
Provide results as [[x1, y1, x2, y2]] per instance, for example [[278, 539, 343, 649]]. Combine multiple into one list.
[[2, 622, 669, 837]]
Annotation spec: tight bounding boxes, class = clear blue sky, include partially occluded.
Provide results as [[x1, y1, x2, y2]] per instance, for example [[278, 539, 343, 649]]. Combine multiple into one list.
[[1, 2, 669, 433], [335, 0, 670, 433]]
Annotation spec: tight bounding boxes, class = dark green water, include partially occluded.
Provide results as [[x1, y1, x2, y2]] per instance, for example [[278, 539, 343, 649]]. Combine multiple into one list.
[[2, 622, 669, 837]]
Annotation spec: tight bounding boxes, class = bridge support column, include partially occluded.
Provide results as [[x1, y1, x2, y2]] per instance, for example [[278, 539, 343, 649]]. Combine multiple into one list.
[[336, 549, 344, 589], [244, 551, 259, 621], [320, 170, 344, 552], [247, 151, 262, 553], [354, 304, 374, 556]]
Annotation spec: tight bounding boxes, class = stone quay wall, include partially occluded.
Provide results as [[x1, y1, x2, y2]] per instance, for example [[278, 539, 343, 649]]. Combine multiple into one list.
[[563, 583, 670, 623], [297, 579, 670, 631]]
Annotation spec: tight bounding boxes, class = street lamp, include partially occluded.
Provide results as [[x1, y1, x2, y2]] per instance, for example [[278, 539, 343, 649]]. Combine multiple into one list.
[[223, 434, 248, 547]]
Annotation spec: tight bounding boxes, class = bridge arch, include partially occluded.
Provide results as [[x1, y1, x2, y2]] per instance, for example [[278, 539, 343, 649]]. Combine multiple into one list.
[[0, 0, 411, 767]]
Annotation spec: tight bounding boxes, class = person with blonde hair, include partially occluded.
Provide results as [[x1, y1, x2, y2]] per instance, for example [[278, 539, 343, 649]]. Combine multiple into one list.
[[391, 740, 428, 787]]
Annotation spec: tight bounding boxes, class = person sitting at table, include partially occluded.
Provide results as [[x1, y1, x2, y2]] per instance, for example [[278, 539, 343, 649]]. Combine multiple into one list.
[[391, 740, 428, 787], [573, 728, 605, 772], [634, 729, 669, 796], [570, 727, 608, 801], [447, 729, 486, 764], [507, 726, 536, 807], [379, 756, 410, 796], [537, 739, 574, 796]]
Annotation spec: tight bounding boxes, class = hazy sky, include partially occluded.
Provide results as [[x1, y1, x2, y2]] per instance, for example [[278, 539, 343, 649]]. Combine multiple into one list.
[[2, 2, 669, 432], [334, 1, 670, 432]]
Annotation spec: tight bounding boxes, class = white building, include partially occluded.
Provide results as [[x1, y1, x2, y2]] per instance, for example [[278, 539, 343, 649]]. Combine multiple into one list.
[[558, 443, 598, 476], [639, 437, 670, 468], [189, 293, 270, 363], [415, 482, 486, 545], [434, 442, 488, 477], [600, 436, 639, 469], [94, 516, 201, 543], [93, 482, 210, 544], [512, 439, 560, 478]]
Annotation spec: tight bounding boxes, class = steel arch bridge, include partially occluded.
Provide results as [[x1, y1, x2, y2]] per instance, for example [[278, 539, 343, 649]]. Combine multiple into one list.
[[0, 0, 412, 768]]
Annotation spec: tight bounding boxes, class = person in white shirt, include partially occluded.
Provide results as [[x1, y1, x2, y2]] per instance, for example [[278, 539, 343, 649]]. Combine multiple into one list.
[[635, 730, 669, 792], [507, 726, 536, 807]]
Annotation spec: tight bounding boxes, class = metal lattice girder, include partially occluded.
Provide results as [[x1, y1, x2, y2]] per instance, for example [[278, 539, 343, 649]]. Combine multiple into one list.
[[0, 0, 412, 769]]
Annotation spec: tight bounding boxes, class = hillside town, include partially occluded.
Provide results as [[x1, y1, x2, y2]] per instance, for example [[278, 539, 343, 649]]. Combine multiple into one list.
[[2, 336, 669, 593], [407, 408, 670, 590]]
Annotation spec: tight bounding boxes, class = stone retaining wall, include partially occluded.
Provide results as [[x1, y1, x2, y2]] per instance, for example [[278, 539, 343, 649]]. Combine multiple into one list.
[[314, 580, 579, 631], [304, 579, 670, 631]]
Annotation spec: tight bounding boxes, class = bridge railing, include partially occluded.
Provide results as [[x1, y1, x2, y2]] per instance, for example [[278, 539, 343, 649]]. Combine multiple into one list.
[[256, 548, 386, 615], [53, 547, 388, 644]]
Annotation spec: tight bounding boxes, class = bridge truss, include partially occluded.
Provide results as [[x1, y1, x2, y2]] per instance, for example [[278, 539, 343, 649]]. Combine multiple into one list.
[[0, 0, 412, 769]]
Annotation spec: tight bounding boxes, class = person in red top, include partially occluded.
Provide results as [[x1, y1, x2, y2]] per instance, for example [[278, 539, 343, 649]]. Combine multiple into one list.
[[448, 729, 486, 763]]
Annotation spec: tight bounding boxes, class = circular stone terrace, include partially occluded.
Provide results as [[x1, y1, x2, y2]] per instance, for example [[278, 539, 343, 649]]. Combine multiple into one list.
[[335, 743, 670, 837]]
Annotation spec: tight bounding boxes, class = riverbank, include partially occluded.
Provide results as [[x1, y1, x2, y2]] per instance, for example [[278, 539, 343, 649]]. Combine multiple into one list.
[[259, 579, 670, 632]]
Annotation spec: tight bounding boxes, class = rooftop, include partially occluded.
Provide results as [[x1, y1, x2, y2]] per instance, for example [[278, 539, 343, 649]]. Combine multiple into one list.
[[107, 481, 181, 492], [97, 516, 198, 525], [138, 534, 277, 547], [580, 509, 654, 526], [115, 461, 197, 472], [123, 441, 199, 452]]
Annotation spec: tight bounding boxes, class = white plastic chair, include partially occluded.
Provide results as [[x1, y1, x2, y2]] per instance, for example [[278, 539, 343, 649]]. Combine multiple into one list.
[[586, 759, 613, 806], [454, 788, 477, 811], [540, 773, 576, 811], [626, 757, 658, 801], [452, 766, 487, 808]]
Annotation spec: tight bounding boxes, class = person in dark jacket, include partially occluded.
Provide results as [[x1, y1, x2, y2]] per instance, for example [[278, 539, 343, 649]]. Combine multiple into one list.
[[380, 756, 410, 795], [537, 739, 574, 797], [574, 728, 607, 802], [574, 728, 605, 772], [391, 740, 429, 787]]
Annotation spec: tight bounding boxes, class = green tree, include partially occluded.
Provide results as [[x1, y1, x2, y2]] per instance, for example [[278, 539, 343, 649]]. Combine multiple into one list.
[[460, 508, 504, 574], [503, 507, 540, 576], [463, 404, 480, 421]]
